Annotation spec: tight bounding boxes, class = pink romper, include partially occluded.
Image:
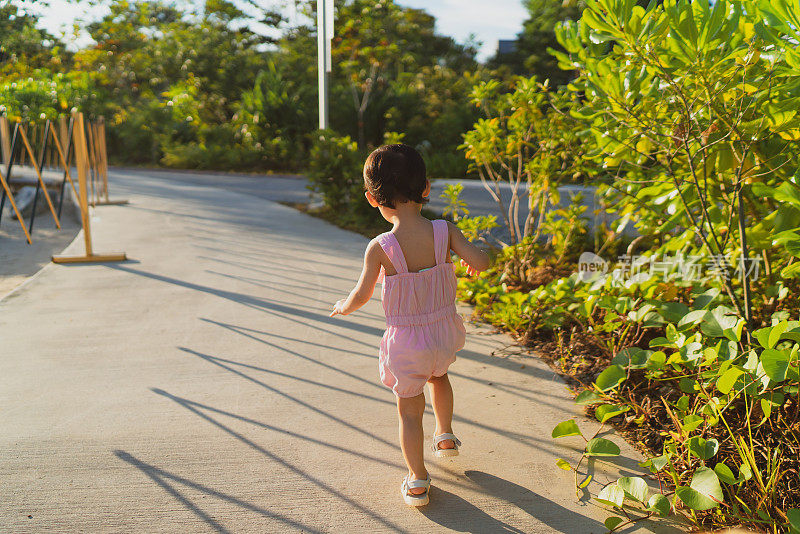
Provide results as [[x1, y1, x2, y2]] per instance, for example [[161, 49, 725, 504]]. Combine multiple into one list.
[[373, 219, 467, 398]]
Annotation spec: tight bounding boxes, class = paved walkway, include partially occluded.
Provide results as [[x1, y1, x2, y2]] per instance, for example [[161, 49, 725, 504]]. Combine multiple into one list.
[[0, 172, 679, 532]]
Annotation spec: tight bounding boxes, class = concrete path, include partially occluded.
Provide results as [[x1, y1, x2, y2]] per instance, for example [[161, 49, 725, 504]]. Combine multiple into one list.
[[0, 172, 679, 532]]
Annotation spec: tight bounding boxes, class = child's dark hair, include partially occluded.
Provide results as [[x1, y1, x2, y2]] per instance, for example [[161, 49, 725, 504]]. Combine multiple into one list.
[[363, 144, 428, 208]]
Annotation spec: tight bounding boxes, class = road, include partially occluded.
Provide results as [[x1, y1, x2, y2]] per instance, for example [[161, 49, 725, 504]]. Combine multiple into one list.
[[112, 168, 631, 242]]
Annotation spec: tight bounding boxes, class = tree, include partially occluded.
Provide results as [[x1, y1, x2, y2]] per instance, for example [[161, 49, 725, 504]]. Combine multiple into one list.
[[384, 65, 488, 178], [73, 0, 281, 164], [0, 2, 65, 76], [329, 0, 478, 148], [461, 77, 587, 245]]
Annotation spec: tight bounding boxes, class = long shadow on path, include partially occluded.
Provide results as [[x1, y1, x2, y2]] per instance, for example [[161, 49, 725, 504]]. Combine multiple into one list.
[[418, 486, 528, 533], [148, 387, 407, 532], [180, 346, 574, 457], [113, 450, 322, 534], [105, 263, 385, 340], [461, 471, 604, 533]]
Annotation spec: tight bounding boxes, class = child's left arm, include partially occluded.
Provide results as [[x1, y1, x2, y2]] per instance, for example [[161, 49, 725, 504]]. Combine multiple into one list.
[[330, 240, 383, 317]]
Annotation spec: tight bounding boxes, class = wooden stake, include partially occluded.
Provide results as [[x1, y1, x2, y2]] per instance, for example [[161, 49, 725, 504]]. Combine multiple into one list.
[[59, 116, 69, 156], [0, 117, 10, 165], [18, 124, 60, 229], [0, 166, 32, 244], [92, 117, 128, 206], [86, 120, 97, 206], [49, 124, 79, 200], [98, 119, 110, 201], [52, 112, 126, 264]]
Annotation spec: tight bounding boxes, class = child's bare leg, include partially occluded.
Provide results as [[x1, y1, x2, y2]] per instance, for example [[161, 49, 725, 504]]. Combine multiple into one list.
[[397, 393, 427, 494], [427, 374, 455, 449]]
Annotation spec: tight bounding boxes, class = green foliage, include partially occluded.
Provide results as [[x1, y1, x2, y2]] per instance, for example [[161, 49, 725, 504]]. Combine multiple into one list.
[[386, 66, 486, 177], [67, 0, 279, 165], [5, 0, 493, 177], [456, 215, 499, 244], [551, 419, 582, 438], [788, 509, 800, 533], [617, 476, 649, 503], [233, 60, 316, 166], [0, 3, 64, 75], [676, 467, 724, 511], [440, 184, 468, 222], [597, 484, 624, 508], [461, 77, 588, 244], [594, 404, 628, 423], [0, 70, 101, 120], [554, 0, 800, 324], [382, 131, 406, 145], [459, 241, 799, 530], [331, 0, 478, 151], [594, 365, 626, 392], [307, 130, 363, 210], [440, 183, 499, 244], [539, 192, 589, 264]]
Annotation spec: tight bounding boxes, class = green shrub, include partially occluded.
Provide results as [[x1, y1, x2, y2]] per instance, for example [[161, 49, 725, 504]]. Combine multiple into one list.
[[306, 130, 383, 230]]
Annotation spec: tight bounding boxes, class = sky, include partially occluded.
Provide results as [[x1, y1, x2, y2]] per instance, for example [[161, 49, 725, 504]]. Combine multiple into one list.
[[33, 0, 528, 62]]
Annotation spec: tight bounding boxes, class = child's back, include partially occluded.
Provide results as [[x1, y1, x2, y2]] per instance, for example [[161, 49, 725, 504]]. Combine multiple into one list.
[[374, 219, 466, 398]]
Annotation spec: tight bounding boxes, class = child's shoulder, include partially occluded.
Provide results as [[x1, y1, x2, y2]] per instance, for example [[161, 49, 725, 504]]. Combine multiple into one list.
[[436, 219, 460, 237], [366, 234, 391, 260], [368, 230, 392, 248]]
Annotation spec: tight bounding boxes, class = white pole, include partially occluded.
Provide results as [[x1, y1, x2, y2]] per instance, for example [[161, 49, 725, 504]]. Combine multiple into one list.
[[317, 0, 329, 130], [326, 0, 333, 73]]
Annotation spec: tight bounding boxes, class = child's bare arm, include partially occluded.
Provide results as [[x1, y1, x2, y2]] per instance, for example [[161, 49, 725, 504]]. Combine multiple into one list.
[[330, 240, 383, 317], [447, 221, 491, 273]]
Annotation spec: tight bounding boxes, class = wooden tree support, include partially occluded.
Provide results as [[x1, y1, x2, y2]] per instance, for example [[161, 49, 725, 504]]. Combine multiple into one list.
[[90, 119, 127, 206], [18, 124, 61, 230], [53, 112, 126, 264], [48, 122, 79, 201], [0, 167, 31, 244]]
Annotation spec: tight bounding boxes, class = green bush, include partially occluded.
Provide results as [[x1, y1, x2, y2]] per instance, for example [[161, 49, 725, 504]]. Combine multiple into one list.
[[306, 130, 383, 230], [458, 251, 799, 531], [461, 77, 588, 245]]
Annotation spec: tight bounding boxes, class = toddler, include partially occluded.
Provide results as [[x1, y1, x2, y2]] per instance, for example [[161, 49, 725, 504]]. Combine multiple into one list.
[[330, 144, 490, 506]]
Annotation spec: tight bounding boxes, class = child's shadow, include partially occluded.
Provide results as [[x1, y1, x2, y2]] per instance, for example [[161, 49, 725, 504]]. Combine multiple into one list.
[[418, 470, 604, 533], [418, 485, 526, 533]]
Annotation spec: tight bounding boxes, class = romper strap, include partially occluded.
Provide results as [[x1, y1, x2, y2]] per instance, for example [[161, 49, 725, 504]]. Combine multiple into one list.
[[432, 219, 449, 265], [375, 232, 408, 274]]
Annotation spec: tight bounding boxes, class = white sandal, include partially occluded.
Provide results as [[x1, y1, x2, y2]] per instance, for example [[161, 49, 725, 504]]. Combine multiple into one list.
[[401, 474, 431, 506], [432, 433, 461, 458]]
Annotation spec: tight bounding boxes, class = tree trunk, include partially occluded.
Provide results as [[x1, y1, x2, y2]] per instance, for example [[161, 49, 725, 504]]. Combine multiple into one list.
[[357, 115, 365, 150]]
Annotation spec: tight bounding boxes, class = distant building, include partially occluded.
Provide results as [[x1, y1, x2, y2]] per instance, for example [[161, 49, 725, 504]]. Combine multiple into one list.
[[497, 39, 517, 55]]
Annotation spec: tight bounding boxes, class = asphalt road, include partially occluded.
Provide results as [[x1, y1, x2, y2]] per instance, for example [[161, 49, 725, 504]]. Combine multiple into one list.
[[112, 168, 631, 242]]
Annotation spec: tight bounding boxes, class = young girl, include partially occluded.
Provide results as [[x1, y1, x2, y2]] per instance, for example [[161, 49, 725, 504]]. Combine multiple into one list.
[[330, 144, 490, 506]]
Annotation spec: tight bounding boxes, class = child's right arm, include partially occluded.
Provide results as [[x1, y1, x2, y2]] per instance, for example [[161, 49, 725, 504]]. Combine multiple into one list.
[[447, 222, 491, 274], [329, 240, 383, 317]]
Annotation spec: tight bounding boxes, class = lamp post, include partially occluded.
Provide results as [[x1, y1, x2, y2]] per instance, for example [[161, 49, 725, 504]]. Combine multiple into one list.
[[317, 0, 333, 130]]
